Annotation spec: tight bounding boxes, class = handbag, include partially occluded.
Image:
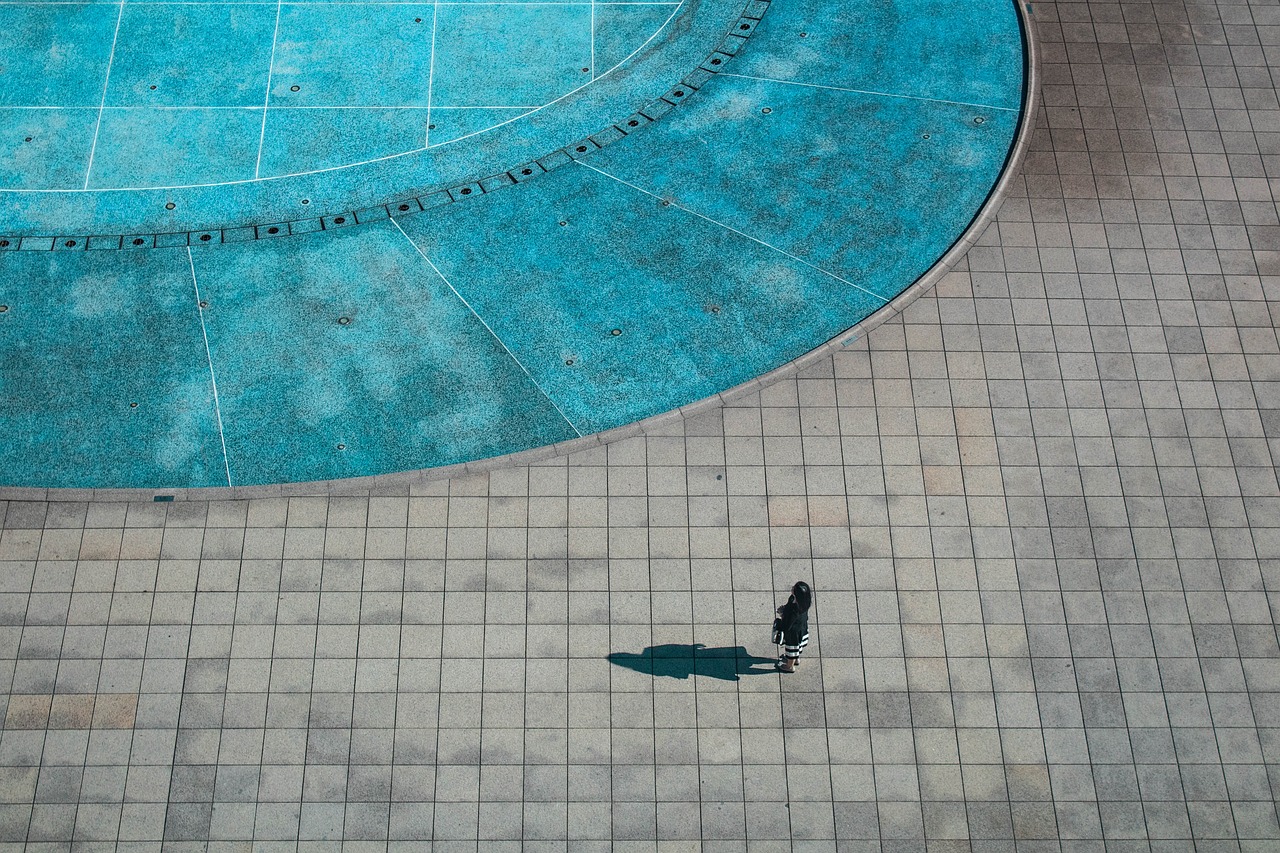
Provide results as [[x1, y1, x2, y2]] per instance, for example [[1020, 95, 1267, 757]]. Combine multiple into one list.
[[771, 616, 783, 645]]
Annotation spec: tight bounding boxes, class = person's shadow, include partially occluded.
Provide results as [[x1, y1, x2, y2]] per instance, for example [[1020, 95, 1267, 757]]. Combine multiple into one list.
[[607, 644, 778, 681]]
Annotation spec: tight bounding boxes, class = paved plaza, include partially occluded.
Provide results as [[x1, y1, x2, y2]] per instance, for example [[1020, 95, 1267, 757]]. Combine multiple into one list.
[[2, 0, 1280, 848]]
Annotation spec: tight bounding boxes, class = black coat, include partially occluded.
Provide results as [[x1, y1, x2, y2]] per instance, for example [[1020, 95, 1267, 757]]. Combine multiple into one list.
[[776, 600, 809, 645]]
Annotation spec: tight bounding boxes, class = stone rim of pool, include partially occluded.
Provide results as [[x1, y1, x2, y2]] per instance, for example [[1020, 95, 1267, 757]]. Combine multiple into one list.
[[0, 0, 1038, 496]]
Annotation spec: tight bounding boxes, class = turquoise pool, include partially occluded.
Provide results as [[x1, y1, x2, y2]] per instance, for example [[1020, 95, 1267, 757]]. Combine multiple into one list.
[[0, 0, 1030, 489]]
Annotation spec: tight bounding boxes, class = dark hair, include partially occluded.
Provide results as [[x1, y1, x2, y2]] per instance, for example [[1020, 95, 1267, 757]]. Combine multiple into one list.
[[791, 581, 812, 612]]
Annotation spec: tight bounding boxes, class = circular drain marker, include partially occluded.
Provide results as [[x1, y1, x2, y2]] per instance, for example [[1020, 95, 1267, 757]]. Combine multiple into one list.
[[64, 240, 76, 248], [582, 67, 590, 72], [923, 133, 931, 139], [164, 202, 175, 210], [267, 226, 281, 234], [429, 124, 436, 130], [199, 233, 212, 242], [199, 300, 208, 308], [129, 402, 138, 408], [521, 168, 533, 175], [974, 116, 985, 124], [761, 107, 772, 114], [336, 443, 346, 450], [337, 316, 351, 325], [290, 85, 301, 92], [23, 137, 31, 142], [610, 328, 622, 336], [132, 238, 145, 245], [0, 305, 8, 313], [559, 220, 568, 226], [301, 199, 309, 205], [565, 357, 575, 365], [149, 85, 156, 90], [0, 240, 8, 248]]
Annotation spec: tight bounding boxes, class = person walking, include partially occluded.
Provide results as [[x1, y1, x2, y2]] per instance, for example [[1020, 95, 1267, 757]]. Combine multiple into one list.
[[774, 581, 812, 673]]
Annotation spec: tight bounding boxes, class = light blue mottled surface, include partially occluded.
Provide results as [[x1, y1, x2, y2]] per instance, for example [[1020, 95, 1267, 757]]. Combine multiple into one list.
[[430, 4, 592, 107], [88, 107, 263, 189], [593, 5, 682, 74], [258, 109, 435, 178], [0, 109, 99, 190], [426, 108, 534, 147], [190, 225, 578, 486], [0, 0, 737, 234], [0, 0, 1027, 487], [105, 4, 278, 108], [0, 0, 704, 227], [0, 251, 226, 488], [0, 4, 118, 107], [398, 162, 886, 434], [268, 5, 437, 108], [733, 0, 1023, 109], [587, 76, 1021, 300]]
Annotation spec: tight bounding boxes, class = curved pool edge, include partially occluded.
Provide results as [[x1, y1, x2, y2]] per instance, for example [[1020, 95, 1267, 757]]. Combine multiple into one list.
[[0, 0, 1041, 504]]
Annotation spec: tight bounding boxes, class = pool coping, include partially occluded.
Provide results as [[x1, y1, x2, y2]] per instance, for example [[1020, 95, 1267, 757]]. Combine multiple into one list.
[[0, 0, 1041, 503]]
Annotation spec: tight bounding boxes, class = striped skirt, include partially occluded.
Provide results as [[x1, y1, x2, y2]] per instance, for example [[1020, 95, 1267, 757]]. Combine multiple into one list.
[[783, 633, 809, 660]]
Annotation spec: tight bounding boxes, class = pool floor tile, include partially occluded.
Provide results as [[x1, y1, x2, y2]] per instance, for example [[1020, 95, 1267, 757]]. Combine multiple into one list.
[[0, 250, 227, 488], [258, 108, 432, 178], [104, 3, 279, 108], [0, 108, 99, 190], [398, 162, 885, 436], [592, 3, 681, 78], [267, 4, 440, 108], [86, 107, 263, 189], [188, 223, 579, 486], [588, 74, 1019, 301], [0, 3, 119, 108], [430, 3, 593, 108], [733, 0, 1024, 110]]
